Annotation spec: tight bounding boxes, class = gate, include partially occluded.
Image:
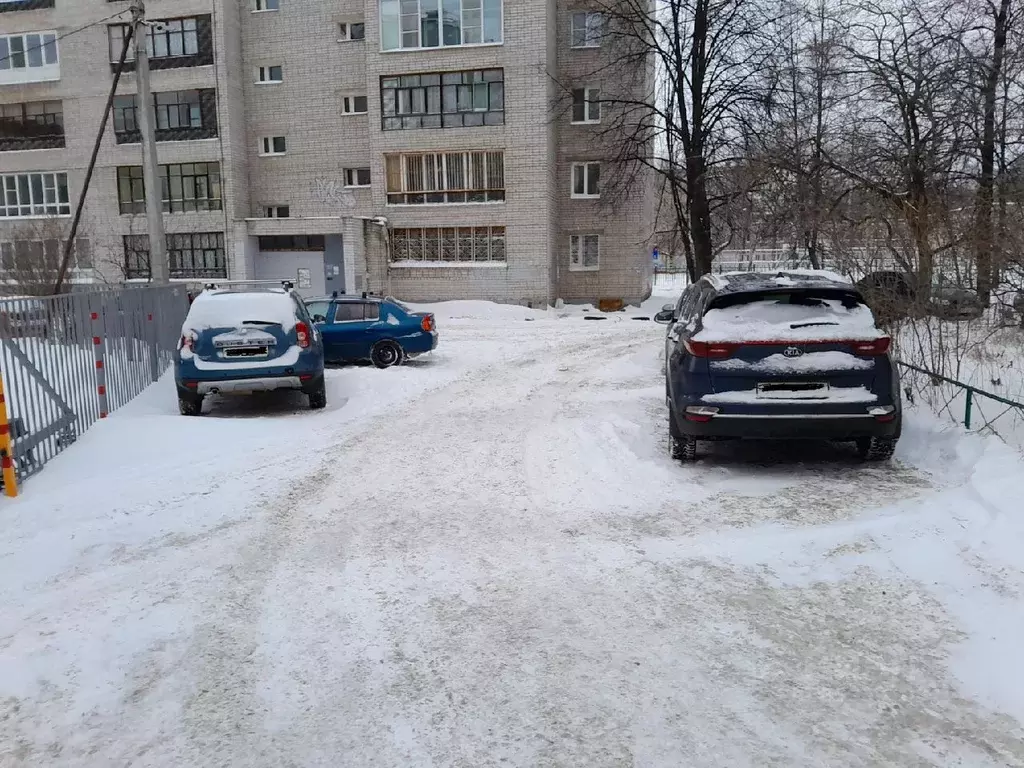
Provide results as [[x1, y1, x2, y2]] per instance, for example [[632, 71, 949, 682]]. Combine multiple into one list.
[[0, 285, 190, 487]]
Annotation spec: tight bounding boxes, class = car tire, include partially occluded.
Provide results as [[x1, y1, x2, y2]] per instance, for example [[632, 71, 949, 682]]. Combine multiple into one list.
[[857, 436, 897, 462], [308, 380, 327, 410], [370, 340, 404, 369], [668, 411, 698, 462], [178, 395, 203, 417]]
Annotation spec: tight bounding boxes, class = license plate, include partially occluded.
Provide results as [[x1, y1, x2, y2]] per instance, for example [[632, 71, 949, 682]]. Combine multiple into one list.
[[223, 346, 269, 358], [756, 381, 829, 399]]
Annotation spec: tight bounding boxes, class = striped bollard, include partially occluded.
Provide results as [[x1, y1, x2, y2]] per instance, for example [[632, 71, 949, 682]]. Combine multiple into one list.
[[0, 373, 18, 497], [91, 311, 109, 418]]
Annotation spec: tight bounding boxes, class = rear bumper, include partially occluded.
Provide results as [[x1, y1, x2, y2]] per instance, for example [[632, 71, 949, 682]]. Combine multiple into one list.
[[194, 375, 304, 395], [404, 331, 438, 357], [673, 408, 901, 440]]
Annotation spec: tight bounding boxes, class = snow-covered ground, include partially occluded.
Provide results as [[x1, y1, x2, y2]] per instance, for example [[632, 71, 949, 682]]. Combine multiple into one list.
[[2, 290, 1024, 766]]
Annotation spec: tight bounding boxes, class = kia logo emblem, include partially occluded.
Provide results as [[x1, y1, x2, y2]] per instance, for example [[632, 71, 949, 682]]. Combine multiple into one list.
[[783, 346, 804, 358]]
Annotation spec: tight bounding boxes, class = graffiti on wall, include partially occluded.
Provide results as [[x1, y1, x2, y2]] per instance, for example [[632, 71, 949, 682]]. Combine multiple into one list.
[[313, 178, 356, 210]]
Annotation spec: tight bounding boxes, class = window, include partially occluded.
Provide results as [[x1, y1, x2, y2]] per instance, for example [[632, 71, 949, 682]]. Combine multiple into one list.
[[339, 22, 365, 41], [254, 0, 279, 10], [569, 234, 600, 270], [108, 16, 212, 70], [116, 162, 223, 214], [257, 235, 325, 251], [342, 96, 368, 114], [264, 205, 290, 218], [0, 239, 90, 278], [257, 65, 283, 83], [0, 31, 59, 85], [391, 226, 505, 262], [379, 0, 502, 50], [344, 168, 371, 187], [333, 302, 378, 322], [571, 162, 600, 198], [0, 0, 56, 12], [123, 232, 227, 280], [385, 151, 504, 205], [0, 101, 64, 151], [259, 136, 287, 155], [0, 172, 70, 218], [381, 68, 504, 130], [570, 12, 603, 48], [112, 90, 218, 144], [571, 87, 601, 123]]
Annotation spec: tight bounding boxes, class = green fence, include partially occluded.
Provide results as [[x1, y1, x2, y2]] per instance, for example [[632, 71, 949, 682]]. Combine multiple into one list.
[[896, 360, 1024, 444]]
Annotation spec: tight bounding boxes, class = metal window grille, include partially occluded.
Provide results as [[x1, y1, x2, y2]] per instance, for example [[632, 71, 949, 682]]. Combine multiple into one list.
[[391, 226, 506, 262], [385, 151, 504, 204], [123, 233, 227, 280]]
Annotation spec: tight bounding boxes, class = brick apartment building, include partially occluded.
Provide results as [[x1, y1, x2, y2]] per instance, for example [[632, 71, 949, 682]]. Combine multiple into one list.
[[0, 0, 655, 306]]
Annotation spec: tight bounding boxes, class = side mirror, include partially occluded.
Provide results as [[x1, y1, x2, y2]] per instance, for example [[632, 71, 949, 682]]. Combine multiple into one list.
[[653, 309, 675, 324], [661, 303, 675, 312], [312, 314, 327, 324]]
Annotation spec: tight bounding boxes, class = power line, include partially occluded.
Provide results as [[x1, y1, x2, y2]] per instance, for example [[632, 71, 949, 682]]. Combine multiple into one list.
[[0, 9, 130, 69]]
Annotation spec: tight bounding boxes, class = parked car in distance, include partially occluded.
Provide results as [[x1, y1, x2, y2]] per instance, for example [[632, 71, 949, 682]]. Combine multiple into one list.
[[929, 285, 986, 320], [856, 271, 916, 323], [0, 297, 49, 339], [174, 284, 326, 415], [305, 294, 437, 368], [654, 270, 902, 462]]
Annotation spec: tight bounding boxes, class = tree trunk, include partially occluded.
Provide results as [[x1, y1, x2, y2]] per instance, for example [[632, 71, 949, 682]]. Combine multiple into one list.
[[974, 0, 1011, 305]]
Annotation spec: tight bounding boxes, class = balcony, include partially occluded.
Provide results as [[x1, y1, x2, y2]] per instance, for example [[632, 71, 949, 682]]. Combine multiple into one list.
[[0, 31, 60, 86], [0, 0, 55, 13]]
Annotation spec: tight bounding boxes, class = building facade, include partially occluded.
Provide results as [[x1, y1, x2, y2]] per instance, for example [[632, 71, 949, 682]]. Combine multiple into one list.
[[0, 0, 654, 305]]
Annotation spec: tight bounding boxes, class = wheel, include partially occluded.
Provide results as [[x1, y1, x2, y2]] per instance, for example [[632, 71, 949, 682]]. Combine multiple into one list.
[[370, 340, 404, 369], [856, 436, 897, 462], [668, 411, 698, 462], [308, 380, 327, 410], [178, 395, 203, 416]]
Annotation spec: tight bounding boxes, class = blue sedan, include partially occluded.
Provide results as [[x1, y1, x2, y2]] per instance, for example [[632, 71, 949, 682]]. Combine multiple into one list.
[[305, 294, 438, 368]]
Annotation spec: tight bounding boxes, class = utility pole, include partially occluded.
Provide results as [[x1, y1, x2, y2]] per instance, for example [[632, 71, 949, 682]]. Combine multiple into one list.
[[131, 0, 168, 283]]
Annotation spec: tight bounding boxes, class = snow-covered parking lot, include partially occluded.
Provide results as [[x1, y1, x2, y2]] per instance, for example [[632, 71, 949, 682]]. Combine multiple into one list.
[[2, 293, 1024, 767]]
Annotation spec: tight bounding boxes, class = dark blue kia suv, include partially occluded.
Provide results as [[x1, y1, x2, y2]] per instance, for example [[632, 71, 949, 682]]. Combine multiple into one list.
[[655, 271, 902, 462]]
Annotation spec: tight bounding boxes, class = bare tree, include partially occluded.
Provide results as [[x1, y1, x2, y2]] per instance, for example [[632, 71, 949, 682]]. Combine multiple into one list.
[[0, 217, 92, 296], [554, 0, 780, 280]]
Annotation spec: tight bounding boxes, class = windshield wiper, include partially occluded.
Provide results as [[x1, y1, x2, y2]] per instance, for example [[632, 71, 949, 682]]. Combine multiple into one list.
[[241, 320, 282, 326], [790, 321, 839, 329]]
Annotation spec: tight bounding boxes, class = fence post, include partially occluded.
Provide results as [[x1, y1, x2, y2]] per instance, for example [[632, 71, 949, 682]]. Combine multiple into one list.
[[147, 303, 160, 383], [0, 373, 18, 497], [91, 303, 109, 419], [964, 388, 974, 430]]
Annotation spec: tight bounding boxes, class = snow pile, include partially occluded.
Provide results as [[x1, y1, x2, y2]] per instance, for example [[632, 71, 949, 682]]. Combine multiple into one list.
[[712, 350, 874, 373], [405, 299, 544, 323], [697, 297, 882, 342], [183, 290, 298, 333]]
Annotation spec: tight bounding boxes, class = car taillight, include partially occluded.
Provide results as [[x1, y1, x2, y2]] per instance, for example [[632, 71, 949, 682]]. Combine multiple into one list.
[[684, 340, 738, 358], [180, 330, 196, 351], [421, 314, 435, 332], [852, 337, 891, 355], [295, 321, 311, 349]]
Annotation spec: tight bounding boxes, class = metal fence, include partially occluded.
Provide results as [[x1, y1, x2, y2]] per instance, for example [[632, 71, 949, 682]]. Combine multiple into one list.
[[0, 284, 191, 486]]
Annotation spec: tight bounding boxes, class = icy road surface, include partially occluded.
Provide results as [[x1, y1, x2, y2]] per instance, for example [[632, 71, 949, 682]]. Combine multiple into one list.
[[2, 298, 1024, 767]]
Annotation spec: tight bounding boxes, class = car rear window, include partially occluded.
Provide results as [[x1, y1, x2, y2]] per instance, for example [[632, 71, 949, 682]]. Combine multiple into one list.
[[184, 291, 298, 332], [697, 289, 880, 342]]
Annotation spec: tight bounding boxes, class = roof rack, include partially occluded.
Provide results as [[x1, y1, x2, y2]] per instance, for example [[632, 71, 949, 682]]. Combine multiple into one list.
[[203, 279, 295, 291]]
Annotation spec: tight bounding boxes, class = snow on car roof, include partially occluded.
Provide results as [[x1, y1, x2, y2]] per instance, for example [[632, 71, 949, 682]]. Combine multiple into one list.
[[184, 289, 298, 332], [711, 269, 854, 293]]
